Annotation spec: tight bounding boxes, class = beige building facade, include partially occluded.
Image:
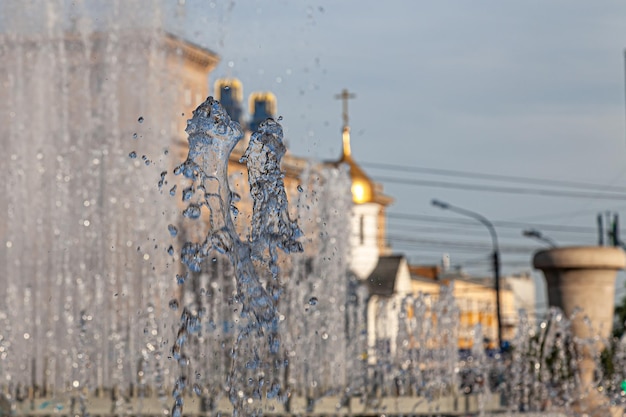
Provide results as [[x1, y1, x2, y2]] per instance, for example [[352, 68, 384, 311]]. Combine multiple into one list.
[[409, 269, 534, 349]]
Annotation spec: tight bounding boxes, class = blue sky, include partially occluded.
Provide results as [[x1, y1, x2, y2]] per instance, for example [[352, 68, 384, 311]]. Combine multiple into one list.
[[171, 0, 626, 308]]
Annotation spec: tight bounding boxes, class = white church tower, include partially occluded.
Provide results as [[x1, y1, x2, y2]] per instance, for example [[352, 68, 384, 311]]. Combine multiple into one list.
[[332, 89, 392, 279]]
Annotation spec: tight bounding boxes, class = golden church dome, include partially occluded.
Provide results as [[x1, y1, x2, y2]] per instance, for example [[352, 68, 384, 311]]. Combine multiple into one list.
[[214, 78, 243, 102], [338, 126, 375, 204]]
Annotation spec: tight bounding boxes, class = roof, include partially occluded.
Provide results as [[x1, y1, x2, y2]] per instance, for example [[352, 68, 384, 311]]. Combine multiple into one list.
[[409, 264, 441, 280], [323, 128, 393, 206], [164, 31, 219, 68], [411, 274, 444, 285], [367, 255, 404, 297], [440, 273, 513, 291]]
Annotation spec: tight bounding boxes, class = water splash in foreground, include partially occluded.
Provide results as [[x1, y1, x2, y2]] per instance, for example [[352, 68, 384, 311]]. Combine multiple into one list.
[[172, 97, 303, 417]]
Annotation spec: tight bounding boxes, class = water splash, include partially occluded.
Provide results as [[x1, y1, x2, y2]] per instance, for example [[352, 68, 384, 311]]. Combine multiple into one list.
[[0, 0, 180, 404], [173, 97, 302, 416]]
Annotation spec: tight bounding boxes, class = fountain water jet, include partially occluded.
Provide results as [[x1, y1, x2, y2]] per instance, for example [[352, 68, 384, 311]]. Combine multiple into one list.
[[0, 0, 206, 410], [172, 96, 304, 417]]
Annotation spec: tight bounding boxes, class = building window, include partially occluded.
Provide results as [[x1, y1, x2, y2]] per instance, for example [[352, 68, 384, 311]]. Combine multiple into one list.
[[359, 215, 364, 245]]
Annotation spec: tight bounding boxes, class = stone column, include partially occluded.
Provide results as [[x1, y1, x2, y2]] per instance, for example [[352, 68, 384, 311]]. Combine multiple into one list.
[[533, 246, 625, 416]]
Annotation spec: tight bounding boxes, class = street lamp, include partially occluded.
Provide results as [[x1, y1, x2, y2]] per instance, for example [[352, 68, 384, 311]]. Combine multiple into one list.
[[522, 229, 557, 247], [431, 199, 503, 350]]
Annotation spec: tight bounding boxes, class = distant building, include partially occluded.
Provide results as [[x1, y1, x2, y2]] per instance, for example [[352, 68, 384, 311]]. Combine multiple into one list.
[[248, 91, 277, 132], [365, 255, 413, 361], [328, 124, 393, 279], [214, 78, 243, 125], [408, 266, 534, 349], [207, 77, 279, 134]]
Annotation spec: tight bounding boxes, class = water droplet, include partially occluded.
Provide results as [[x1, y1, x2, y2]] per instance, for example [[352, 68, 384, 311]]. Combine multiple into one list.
[[138, 116, 144, 123], [183, 204, 201, 219], [176, 274, 186, 285], [167, 245, 174, 256], [158, 171, 167, 190], [193, 384, 202, 396], [267, 383, 280, 399], [277, 115, 283, 121], [132, 132, 138, 139], [297, 185, 303, 193], [168, 224, 178, 237], [308, 297, 318, 306], [182, 187, 194, 202], [169, 299, 179, 310], [169, 185, 177, 197], [128, 151, 137, 159]]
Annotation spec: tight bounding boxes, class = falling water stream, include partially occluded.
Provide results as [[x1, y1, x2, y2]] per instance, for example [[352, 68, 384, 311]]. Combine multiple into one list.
[[0, 1, 181, 406]]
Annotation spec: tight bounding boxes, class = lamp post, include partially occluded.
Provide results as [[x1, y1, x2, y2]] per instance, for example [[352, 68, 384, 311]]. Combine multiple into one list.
[[431, 199, 503, 350], [522, 229, 557, 248]]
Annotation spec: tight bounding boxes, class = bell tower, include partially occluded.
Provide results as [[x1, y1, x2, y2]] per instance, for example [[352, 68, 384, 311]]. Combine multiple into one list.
[[334, 89, 391, 279]]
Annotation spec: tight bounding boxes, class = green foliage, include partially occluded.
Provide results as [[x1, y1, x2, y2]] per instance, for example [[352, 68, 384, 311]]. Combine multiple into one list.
[[614, 289, 626, 339], [600, 343, 616, 379]]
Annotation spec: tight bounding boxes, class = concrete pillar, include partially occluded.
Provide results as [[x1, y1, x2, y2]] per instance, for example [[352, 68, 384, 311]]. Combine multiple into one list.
[[533, 246, 626, 416]]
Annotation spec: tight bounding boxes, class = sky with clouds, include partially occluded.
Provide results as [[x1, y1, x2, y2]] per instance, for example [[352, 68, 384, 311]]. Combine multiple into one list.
[[170, 0, 626, 308]]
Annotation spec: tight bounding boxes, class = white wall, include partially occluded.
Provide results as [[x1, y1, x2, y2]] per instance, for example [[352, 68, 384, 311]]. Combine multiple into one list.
[[351, 202, 380, 279]]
